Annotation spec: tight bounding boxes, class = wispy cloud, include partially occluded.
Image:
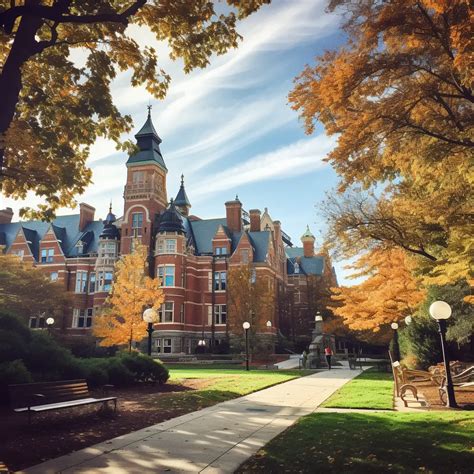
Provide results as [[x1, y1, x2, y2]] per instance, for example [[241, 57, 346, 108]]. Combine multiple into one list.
[[189, 134, 336, 202]]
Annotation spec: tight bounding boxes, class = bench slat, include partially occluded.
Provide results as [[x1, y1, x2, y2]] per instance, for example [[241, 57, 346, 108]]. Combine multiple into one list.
[[14, 397, 117, 413]]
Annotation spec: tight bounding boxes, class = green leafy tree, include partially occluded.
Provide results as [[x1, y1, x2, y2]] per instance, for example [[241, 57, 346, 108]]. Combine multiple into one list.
[[0, 0, 270, 219], [0, 254, 69, 324]]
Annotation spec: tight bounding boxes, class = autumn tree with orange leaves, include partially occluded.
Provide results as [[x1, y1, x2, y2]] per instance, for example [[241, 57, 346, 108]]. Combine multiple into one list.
[[93, 242, 164, 351], [290, 0, 473, 284], [331, 249, 426, 335], [227, 264, 274, 355]]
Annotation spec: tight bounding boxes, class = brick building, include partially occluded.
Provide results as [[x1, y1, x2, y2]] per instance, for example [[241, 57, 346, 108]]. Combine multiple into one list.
[[0, 112, 337, 354]]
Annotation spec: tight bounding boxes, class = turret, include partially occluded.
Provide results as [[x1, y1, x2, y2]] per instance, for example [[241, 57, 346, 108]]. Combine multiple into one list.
[[301, 225, 315, 257], [174, 175, 191, 216]]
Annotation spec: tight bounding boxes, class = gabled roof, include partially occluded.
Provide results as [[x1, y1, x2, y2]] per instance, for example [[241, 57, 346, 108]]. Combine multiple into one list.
[[126, 111, 167, 170], [0, 214, 106, 260], [188, 218, 227, 254], [286, 247, 325, 276]]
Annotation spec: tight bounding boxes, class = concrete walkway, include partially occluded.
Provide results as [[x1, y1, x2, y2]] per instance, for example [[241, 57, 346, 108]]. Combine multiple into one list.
[[22, 369, 361, 474]]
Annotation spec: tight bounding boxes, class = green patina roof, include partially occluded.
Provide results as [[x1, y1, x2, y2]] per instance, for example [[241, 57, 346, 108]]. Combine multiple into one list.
[[300, 225, 315, 240]]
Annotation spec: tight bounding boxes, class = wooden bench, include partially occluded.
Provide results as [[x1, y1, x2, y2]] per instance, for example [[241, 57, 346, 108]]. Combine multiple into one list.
[[8, 379, 117, 424], [439, 365, 474, 405]]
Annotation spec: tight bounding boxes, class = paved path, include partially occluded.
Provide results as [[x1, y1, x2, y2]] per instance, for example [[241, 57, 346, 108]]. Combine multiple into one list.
[[22, 369, 361, 474]]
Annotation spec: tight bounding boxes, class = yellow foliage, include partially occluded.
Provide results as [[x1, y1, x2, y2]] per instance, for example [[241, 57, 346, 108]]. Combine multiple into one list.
[[331, 248, 426, 332], [292, 0, 473, 284], [93, 242, 164, 350]]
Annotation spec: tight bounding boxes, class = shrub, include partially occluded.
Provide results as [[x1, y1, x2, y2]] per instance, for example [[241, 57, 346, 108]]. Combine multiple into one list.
[[93, 358, 134, 386], [0, 313, 31, 342], [0, 360, 33, 404], [0, 329, 29, 363], [119, 352, 169, 384], [79, 360, 109, 387]]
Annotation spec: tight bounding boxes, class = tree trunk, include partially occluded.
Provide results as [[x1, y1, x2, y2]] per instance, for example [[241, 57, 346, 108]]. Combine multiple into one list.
[[0, 13, 42, 177]]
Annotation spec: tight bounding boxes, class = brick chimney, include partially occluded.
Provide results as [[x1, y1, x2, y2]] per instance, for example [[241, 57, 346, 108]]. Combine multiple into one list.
[[273, 220, 282, 243], [0, 207, 14, 224], [301, 225, 315, 257], [249, 209, 261, 232], [79, 203, 95, 231], [225, 196, 242, 233]]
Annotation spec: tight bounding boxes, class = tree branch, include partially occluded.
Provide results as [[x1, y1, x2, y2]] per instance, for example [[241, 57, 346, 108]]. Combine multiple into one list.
[[0, 1, 147, 34]]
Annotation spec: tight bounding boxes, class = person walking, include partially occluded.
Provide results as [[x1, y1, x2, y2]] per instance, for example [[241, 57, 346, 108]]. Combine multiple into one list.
[[324, 346, 333, 370]]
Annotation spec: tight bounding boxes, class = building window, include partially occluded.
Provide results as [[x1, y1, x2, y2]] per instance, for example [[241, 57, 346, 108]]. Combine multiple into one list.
[[158, 265, 175, 286], [214, 304, 227, 325], [163, 338, 172, 353], [180, 304, 185, 323], [155, 338, 161, 352], [132, 212, 143, 236], [214, 271, 226, 291], [251, 269, 257, 284], [75, 271, 88, 293], [99, 242, 116, 258], [158, 302, 174, 322], [50, 272, 59, 282], [294, 262, 300, 274], [76, 240, 84, 255], [104, 271, 113, 292], [89, 272, 96, 293], [73, 308, 93, 328], [29, 315, 45, 329], [41, 248, 54, 263], [12, 249, 25, 259], [165, 239, 176, 253], [241, 249, 249, 263], [132, 171, 145, 184], [214, 246, 227, 255]]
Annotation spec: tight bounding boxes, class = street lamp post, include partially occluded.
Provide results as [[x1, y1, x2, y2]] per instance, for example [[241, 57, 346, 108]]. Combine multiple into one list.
[[243, 321, 250, 371], [143, 308, 159, 357], [46, 317, 55, 335], [390, 322, 400, 362], [429, 301, 457, 408], [404, 315, 412, 326]]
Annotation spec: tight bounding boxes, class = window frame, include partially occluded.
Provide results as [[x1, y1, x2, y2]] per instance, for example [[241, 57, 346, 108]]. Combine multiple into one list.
[[214, 304, 227, 325], [213, 271, 227, 291], [75, 270, 88, 293], [158, 265, 175, 287], [41, 248, 54, 263], [158, 302, 174, 323]]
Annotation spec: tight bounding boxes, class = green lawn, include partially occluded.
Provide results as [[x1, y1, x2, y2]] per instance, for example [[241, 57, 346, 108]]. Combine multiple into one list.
[[161, 368, 312, 412], [238, 411, 474, 473], [322, 368, 394, 409]]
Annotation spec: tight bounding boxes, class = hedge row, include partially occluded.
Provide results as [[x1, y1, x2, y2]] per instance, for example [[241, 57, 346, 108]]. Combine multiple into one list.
[[0, 314, 169, 404]]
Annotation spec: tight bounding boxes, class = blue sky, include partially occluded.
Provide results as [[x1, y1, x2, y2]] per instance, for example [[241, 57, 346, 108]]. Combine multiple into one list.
[[2, 1, 354, 282]]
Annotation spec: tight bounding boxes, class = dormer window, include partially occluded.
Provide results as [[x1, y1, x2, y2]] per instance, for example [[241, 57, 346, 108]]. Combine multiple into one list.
[[294, 262, 300, 274], [214, 246, 227, 256], [76, 240, 84, 255]]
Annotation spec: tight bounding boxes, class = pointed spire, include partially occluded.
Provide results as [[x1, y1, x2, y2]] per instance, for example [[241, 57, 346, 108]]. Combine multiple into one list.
[[175, 174, 191, 214], [127, 105, 167, 170], [301, 225, 315, 242], [109, 200, 112, 214]]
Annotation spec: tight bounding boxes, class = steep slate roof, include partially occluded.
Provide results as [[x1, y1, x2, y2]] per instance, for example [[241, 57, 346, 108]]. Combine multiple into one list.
[[188, 218, 227, 254], [174, 175, 191, 208], [126, 112, 167, 170], [286, 247, 325, 276], [0, 214, 106, 259]]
